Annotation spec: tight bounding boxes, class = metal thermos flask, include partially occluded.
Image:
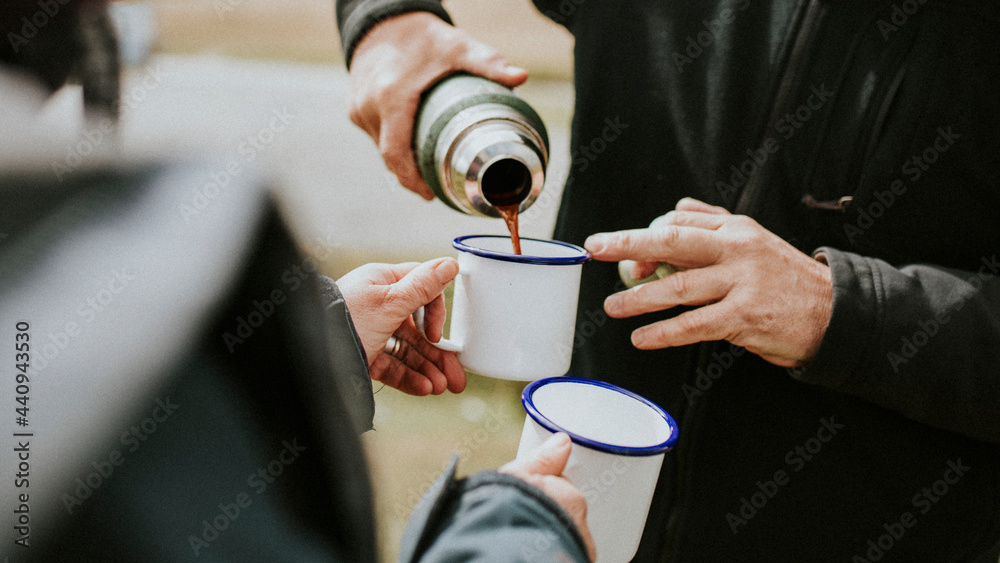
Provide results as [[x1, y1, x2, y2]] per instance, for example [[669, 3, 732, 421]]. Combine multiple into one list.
[[413, 73, 550, 217]]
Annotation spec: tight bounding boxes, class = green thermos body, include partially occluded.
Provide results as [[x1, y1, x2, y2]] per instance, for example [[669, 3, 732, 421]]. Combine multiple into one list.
[[413, 73, 550, 217]]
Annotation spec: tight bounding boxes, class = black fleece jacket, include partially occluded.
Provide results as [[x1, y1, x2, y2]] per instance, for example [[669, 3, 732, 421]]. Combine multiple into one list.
[[337, 0, 1000, 560]]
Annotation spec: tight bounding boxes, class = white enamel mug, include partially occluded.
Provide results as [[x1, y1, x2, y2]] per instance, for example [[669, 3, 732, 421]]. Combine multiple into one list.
[[425, 235, 591, 381], [517, 377, 679, 563]]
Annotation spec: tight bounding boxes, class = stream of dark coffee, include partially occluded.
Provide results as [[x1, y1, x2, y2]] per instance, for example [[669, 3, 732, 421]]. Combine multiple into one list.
[[496, 205, 522, 255]]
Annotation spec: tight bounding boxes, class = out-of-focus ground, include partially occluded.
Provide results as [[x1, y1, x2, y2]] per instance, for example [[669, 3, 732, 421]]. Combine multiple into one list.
[[97, 1, 575, 560]]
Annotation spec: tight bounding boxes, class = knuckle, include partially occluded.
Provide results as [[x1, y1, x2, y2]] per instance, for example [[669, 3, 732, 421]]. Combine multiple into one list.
[[662, 225, 681, 244], [664, 270, 691, 300], [370, 81, 396, 109], [676, 311, 707, 335], [347, 104, 363, 127], [727, 229, 758, 255], [477, 47, 507, 67], [384, 286, 416, 313], [650, 211, 676, 228], [655, 225, 681, 250], [441, 34, 471, 61], [621, 231, 645, 254], [728, 216, 764, 243], [379, 144, 406, 167]]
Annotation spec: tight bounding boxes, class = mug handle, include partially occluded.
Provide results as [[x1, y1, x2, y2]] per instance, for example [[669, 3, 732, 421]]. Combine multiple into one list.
[[413, 266, 469, 352]]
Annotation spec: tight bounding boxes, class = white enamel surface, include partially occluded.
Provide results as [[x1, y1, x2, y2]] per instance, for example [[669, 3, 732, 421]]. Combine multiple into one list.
[[531, 381, 673, 448], [438, 238, 584, 380], [516, 382, 669, 563]]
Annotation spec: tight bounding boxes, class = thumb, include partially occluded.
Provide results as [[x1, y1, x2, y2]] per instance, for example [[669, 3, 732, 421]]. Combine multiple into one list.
[[484, 62, 529, 88], [457, 41, 528, 88], [522, 432, 572, 476], [389, 257, 458, 312]]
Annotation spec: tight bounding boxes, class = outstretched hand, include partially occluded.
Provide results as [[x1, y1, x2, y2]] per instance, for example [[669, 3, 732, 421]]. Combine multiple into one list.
[[584, 198, 833, 368], [336, 258, 466, 395]]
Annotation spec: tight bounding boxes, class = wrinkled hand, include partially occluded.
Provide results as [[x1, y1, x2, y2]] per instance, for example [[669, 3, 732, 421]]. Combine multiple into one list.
[[336, 258, 466, 395], [348, 12, 528, 199], [500, 433, 596, 562], [584, 198, 833, 368]]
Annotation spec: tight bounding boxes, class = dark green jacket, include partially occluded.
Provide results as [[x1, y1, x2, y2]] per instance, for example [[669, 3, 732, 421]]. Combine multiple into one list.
[[337, 0, 1000, 560]]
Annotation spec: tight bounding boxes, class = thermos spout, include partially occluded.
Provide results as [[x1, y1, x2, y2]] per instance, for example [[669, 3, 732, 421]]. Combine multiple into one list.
[[413, 73, 550, 217]]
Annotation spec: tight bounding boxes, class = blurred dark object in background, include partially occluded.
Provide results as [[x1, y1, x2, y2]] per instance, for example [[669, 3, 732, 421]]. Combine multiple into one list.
[[0, 0, 119, 119]]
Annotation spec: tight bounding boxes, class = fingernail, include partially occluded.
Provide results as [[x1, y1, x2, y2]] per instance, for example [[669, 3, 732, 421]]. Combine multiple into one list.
[[549, 432, 571, 446], [504, 65, 526, 76], [584, 235, 604, 254], [631, 329, 648, 348], [630, 262, 645, 280], [605, 294, 622, 315], [433, 258, 458, 284]]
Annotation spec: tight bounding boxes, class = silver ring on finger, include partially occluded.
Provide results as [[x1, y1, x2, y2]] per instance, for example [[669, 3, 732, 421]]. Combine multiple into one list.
[[384, 335, 402, 357]]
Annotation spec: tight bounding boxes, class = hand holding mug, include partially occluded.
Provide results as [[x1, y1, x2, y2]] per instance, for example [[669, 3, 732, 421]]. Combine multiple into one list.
[[584, 197, 833, 368], [419, 236, 591, 381], [517, 377, 677, 563], [500, 432, 597, 562], [336, 258, 466, 395]]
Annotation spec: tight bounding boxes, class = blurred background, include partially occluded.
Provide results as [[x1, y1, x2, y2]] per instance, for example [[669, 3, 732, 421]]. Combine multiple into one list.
[[95, 1, 574, 560]]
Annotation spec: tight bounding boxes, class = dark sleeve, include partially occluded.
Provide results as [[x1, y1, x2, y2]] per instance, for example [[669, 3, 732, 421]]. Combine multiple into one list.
[[336, 0, 452, 68], [317, 274, 376, 433], [793, 247, 1000, 444], [399, 457, 591, 563]]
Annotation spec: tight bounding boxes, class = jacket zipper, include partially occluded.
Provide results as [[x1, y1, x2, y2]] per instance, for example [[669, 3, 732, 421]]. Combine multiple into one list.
[[733, 0, 825, 218], [664, 1, 825, 559]]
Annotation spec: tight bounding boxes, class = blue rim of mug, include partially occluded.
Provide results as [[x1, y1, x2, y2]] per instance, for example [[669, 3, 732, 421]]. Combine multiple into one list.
[[452, 235, 592, 265], [522, 377, 679, 456]]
